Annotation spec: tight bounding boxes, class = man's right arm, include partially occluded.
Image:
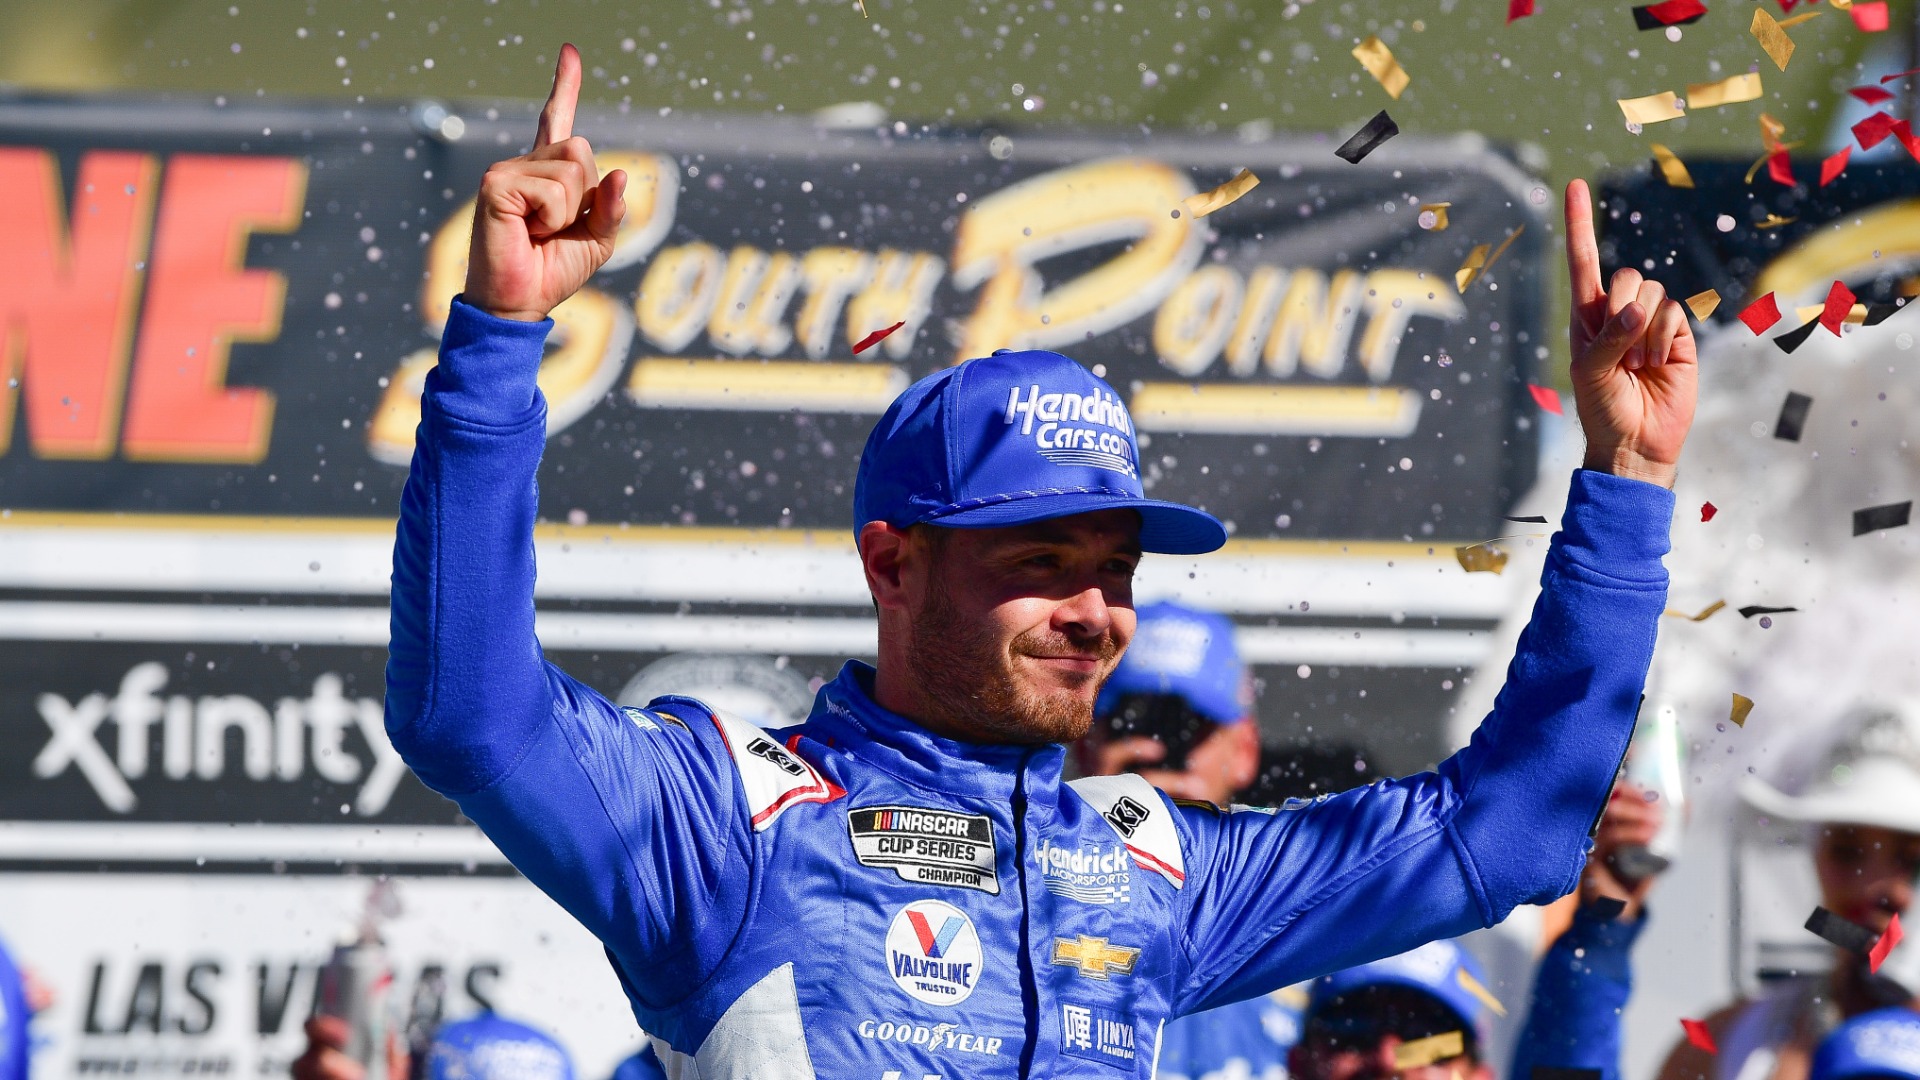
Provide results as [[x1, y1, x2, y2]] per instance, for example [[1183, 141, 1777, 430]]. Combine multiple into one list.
[[382, 46, 751, 1010]]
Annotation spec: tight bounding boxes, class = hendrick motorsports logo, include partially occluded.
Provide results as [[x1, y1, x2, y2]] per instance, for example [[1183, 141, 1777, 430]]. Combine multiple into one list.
[[849, 806, 1000, 895], [1002, 383, 1137, 478], [1032, 838, 1131, 905], [884, 900, 984, 1006]]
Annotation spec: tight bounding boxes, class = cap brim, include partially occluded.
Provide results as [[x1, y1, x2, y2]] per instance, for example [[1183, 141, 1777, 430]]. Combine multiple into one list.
[[924, 490, 1227, 555]]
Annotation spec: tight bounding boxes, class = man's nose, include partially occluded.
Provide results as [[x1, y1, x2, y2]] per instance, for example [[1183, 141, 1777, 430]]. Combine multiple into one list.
[[1052, 586, 1113, 639]]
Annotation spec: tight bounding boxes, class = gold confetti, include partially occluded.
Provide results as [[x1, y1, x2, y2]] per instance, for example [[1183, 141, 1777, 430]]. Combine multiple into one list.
[[1687, 73, 1765, 109], [1455, 245, 1490, 291], [1778, 9, 1824, 26], [1455, 968, 1508, 1017], [1760, 112, 1788, 152], [1757, 213, 1798, 229], [1455, 542, 1509, 574], [1394, 1031, 1466, 1070], [1650, 144, 1695, 188], [1794, 303, 1870, 325], [1420, 202, 1452, 229], [1752, 8, 1795, 71], [1619, 91, 1687, 125], [1664, 599, 1727, 621], [1351, 35, 1412, 99], [1829, 0, 1851, 10], [1730, 693, 1755, 728], [1686, 289, 1722, 319], [1182, 168, 1261, 218], [856, 0, 868, 15]]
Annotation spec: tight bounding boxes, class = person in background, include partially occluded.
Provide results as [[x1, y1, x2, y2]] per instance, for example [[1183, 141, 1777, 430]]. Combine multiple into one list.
[[1077, 600, 1370, 1080], [296, 1011, 575, 1080], [1290, 940, 1501, 1080], [1808, 1007, 1920, 1080], [1510, 780, 1667, 1080], [1514, 704, 1920, 1080]]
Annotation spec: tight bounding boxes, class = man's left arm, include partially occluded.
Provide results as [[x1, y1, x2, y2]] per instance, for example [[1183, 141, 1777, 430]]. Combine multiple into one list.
[[1169, 179, 1696, 1014]]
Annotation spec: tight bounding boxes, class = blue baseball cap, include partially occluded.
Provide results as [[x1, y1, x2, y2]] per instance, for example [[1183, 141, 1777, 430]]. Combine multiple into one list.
[[427, 1013, 574, 1080], [1308, 940, 1501, 1048], [1096, 601, 1247, 723], [853, 350, 1226, 554], [1813, 1008, 1920, 1080]]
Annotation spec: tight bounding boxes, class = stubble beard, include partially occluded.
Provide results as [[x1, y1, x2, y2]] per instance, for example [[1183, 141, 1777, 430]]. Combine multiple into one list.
[[906, 570, 1119, 746]]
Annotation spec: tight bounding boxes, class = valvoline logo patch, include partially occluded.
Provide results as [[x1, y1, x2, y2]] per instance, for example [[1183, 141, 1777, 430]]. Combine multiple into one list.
[[884, 899, 985, 1006]]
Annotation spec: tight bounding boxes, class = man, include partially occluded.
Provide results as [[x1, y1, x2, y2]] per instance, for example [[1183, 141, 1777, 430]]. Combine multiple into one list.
[[1292, 941, 1500, 1080], [383, 43, 1696, 1076]]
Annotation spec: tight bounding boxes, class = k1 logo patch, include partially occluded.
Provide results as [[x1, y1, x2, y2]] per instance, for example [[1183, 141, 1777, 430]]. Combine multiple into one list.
[[884, 900, 985, 1006], [848, 806, 1000, 895]]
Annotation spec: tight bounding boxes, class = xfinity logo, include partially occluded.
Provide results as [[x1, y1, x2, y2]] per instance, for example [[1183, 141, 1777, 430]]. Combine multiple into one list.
[[1002, 384, 1137, 478], [32, 661, 406, 815]]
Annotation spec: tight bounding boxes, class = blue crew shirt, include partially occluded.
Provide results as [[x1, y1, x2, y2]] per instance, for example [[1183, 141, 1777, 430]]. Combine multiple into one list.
[[1512, 905, 1648, 1080], [385, 299, 1675, 1077]]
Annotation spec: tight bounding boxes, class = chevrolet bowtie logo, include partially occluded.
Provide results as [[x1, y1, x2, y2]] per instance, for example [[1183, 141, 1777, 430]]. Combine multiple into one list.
[[1050, 935, 1140, 979]]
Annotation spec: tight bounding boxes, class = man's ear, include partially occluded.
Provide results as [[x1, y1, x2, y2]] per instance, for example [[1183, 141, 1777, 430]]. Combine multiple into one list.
[[860, 521, 915, 612]]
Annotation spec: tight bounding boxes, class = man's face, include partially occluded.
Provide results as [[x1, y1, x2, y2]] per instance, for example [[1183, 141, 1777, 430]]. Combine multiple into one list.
[[1814, 823, 1920, 934], [1287, 987, 1489, 1080], [899, 510, 1141, 745]]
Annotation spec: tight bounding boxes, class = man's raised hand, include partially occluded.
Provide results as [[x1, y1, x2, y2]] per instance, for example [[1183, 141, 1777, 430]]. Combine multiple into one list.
[[464, 44, 628, 322], [1563, 178, 1698, 489]]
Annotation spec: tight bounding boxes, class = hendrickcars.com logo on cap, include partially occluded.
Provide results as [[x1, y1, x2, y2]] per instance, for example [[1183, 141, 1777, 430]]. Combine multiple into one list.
[[1002, 383, 1138, 478]]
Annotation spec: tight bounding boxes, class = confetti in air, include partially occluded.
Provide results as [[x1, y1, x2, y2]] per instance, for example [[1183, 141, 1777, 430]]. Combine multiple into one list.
[[852, 321, 906, 354], [1334, 111, 1400, 163], [1182, 169, 1261, 218]]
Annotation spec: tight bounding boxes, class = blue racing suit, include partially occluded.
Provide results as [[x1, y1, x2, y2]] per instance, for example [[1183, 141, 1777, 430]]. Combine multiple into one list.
[[385, 299, 1675, 1078]]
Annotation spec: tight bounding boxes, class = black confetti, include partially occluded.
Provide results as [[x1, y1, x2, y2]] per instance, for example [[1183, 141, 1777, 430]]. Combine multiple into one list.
[[1534, 1070, 1602, 1080], [1807, 906, 1880, 953], [1864, 300, 1909, 326], [1854, 500, 1913, 536], [1505, 515, 1550, 524], [1335, 110, 1399, 164], [1772, 320, 1821, 355], [1738, 605, 1798, 618], [1631, 4, 1705, 29], [1774, 391, 1813, 441]]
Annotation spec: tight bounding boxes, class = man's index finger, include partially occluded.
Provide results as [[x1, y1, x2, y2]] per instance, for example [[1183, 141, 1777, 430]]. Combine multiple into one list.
[[1564, 178, 1604, 307], [535, 43, 582, 148]]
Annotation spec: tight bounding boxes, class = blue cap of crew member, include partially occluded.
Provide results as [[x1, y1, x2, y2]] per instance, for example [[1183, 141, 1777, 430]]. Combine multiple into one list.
[[1095, 601, 1247, 723], [1811, 1007, 1920, 1080], [1308, 940, 1501, 1049], [853, 351, 1227, 555], [427, 1013, 574, 1080]]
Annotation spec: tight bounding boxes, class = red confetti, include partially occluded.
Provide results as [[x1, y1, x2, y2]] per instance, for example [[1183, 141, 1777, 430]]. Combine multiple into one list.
[[1701, 502, 1719, 522], [1528, 384, 1563, 415], [1646, 0, 1707, 22], [1851, 86, 1897, 105], [851, 320, 907, 354], [1854, 112, 1898, 150], [1894, 120, 1920, 163], [1776, 0, 1811, 10], [1820, 281, 1857, 335], [1767, 151, 1794, 187], [1871, 913, 1904, 973], [1821, 146, 1852, 187], [1739, 293, 1782, 335], [1507, 0, 1535, 22], [1853, 1, 1889, 31], [1681, 1019, 1718, 1054], [1879, 66, 1920, 85]]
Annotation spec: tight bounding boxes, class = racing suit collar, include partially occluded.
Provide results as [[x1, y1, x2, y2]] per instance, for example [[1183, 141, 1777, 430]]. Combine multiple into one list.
[[811, 661, 1065, 801]]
